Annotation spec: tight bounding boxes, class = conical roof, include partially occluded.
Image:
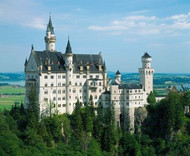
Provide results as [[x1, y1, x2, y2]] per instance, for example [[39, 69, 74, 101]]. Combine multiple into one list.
[[65, 39, 72, 54], [142, 52, 151, 58], [46, 16, 54, 34], [115, 70, 121, 75]]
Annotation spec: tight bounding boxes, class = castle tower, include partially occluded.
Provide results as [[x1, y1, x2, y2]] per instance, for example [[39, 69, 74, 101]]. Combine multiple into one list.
[[115, 70, 121, 84], [139, 52, 154, 96], [44, 16, 56, 51], [103, 61, 107, 88], [64, 39, 73, 114]]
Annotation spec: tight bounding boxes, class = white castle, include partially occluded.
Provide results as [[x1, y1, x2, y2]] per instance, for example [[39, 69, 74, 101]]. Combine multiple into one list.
[[24, 17, 154, 130]]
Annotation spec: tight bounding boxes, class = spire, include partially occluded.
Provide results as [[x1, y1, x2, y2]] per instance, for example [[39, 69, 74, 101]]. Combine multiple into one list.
[[31, 44, 34, 53], [103, 61, 107, 71], [115, 70, 121, 75], [142, 52, 151, 58], [65, 38, 72, 54], [24, 58, 28, 66], [46, 14, 54, 34]]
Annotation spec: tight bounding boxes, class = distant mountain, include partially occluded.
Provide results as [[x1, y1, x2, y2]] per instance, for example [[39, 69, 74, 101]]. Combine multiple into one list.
[[0, 72, 25, 81]]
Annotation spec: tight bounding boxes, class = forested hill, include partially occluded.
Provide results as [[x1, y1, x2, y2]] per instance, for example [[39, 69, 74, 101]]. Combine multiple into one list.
[[0, 72, 25, 81], [1, 87, 190, 155]]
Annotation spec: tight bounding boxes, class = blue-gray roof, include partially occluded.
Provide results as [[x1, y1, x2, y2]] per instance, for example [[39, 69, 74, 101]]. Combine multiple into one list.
[[32, 51, 105, 73], [119, 84, 142, 89]]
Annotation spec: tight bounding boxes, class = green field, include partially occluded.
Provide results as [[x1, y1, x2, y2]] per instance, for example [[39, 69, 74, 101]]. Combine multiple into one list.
[[0, 85, 25, 94], [0, 85, 25, 110]]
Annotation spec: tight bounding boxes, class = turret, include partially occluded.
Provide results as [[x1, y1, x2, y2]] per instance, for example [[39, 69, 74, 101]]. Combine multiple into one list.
[[64, 38, 73, 115], [115, 70, 121, 84], [44, 15, 56, 51], [139, 52, 154, 102]]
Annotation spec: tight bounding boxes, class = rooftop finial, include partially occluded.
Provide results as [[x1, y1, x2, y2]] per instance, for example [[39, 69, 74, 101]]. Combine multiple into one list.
[[31, 44, 34, 50]]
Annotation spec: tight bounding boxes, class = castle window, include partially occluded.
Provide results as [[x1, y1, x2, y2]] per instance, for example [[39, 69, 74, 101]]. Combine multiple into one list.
[[44, 98, 48, 101], [62, 104, 66, 107], [75, 96, 77, 99], [62, 83, 65, 86], [80, 83, 82, 86], [51, 83, 54, 87], [45, 83, 48, 87], [44, 90, 48, 94], [138, 90, 141, 92], [83, 75, 86, 78], [51, 75, 54, 79], [69, 89, 71, 92], [79, 90, 82, 93], [58, 90, 61, 94], [58, 97, 61, 100], [90, 75, 93, 79], [135, 90, 137, 93], [69, 81, 71, 85], [58, 104, 61, 107], [62, 97, 65, 100], [62, 75, 65, 79], [53, 97, 56, 101], [99, 89, 101, 93], [99, 82, 101, 86], [53, 90, 56, 94], [114, 97, 116, 100], [62, 90, 65, 93], [58, 82, 61, 86], [73, 89, 76, 93], [76, 75, 80, 78], [95, 95, 97, 99], [130, 90, 132, 93], [75, 83, 77, 86], [58, 75, 61, 79], [69, 96, 71, 99], [114, 91, 116, 93], [96, 75, 99, 78]]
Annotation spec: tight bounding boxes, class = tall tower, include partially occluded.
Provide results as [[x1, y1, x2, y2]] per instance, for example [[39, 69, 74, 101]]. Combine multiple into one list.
[[44, 16, 56, 51], [139, 52, 154, 95], [64, 39, 73, 115], [115, 70, 121, 84]]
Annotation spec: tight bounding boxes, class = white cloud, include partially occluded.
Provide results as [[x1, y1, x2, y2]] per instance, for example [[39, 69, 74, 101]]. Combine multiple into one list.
[[22, 18, 46, 30], [88, 12, 190, 36]]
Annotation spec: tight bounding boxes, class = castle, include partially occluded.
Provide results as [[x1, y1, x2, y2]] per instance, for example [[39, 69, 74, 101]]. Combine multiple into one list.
[[24, 17, 154, 130]]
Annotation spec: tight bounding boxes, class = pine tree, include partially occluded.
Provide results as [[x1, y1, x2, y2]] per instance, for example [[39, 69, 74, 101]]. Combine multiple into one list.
[[147, 91, 156, 105], [72, 99, 83, 139]]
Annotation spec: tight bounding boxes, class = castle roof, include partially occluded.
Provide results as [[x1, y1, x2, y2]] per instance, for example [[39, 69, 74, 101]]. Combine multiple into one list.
[[118, 84, 142, 89], [46, 16, 54, 34], [65, 39, 72, 54], [32, 51, 104, 73], [142, 52, 151, 58], [115, 70, 121, 75]]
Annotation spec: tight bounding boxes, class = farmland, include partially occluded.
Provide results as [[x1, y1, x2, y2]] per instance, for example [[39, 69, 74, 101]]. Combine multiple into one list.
[[0, 85, 25, 110]]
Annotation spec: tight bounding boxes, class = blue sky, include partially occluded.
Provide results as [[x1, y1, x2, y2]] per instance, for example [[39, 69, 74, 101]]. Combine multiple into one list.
[[0, 0, 190, 73]]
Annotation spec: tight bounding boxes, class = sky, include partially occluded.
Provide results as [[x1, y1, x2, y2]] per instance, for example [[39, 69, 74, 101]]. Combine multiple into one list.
[[0, 0, 190, 73]]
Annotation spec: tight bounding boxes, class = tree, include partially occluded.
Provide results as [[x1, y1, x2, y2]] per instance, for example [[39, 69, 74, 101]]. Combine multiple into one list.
[[101, 103, 118, 153], [72, 99, 83, 139], [27, 85, 39, 127], [147, 91, 156, 105]]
